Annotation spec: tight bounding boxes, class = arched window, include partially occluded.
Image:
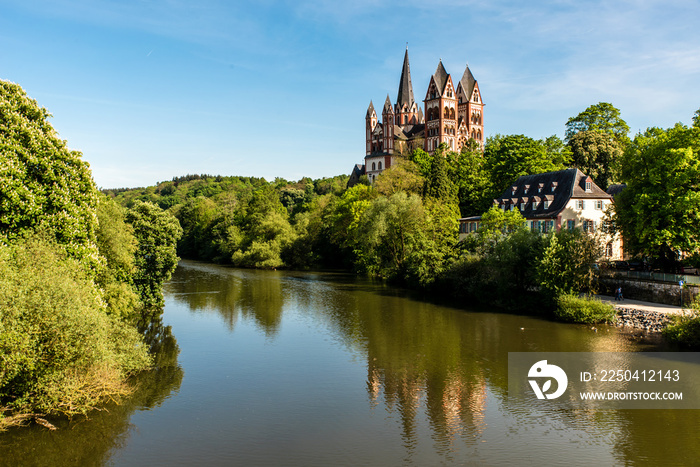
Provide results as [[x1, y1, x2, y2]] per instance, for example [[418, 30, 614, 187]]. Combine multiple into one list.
[[477, 130, 482, 140], [444, 107, 449, 118], [378, 161, 382, 170], [372, 162, 376, 171], [450, 108, 455, 119]]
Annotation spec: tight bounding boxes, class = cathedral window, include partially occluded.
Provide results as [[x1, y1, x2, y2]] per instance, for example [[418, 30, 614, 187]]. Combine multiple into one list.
[[450, 108, 455, 119], [372, 162, 376, 171], [378, 161, 382, 170], [444, 107, 449, 118]]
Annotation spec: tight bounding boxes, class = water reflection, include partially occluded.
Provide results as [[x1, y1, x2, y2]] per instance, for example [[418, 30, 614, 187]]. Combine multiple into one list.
[[162, 261, 700, 465], [0, 317, 183, 466]]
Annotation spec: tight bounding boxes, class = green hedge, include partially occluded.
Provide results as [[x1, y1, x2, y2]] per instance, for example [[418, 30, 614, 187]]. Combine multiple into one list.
[[554, 294, 617, 324]]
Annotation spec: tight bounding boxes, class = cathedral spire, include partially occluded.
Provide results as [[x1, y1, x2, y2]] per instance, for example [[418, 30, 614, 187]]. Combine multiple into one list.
[[396, 48, 415, 109]]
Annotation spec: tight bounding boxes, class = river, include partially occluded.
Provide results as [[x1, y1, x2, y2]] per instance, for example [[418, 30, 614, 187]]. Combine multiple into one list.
[[1, 260, 698, 466]]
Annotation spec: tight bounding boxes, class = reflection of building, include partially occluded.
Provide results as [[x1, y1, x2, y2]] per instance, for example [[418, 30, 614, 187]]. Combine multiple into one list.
[[459, 168, 623, 259], [351, 48, 484, 185]]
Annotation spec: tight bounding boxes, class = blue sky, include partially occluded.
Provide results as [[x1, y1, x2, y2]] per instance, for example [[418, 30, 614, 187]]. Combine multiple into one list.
[[2, 0, 699, 188]]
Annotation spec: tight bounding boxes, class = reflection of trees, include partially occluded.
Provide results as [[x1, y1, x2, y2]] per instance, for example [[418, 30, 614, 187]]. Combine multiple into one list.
[[166, 261, 286, 336], [0, 317, 183, 466]]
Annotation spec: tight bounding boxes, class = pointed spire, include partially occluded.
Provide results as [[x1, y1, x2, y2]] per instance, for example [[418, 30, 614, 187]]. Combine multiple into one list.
[[432, 60, 449, 94], [396, 48, 415, 108], [459, 64, 477, 99], [383, 94, 393, 113], [366, 100, 376, 118]]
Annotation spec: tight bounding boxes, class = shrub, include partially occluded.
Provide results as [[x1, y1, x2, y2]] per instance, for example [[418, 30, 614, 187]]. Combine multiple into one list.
[[0, 237, 151, 419], [663, 311, 700, 348], [554, 294, 617, 324]]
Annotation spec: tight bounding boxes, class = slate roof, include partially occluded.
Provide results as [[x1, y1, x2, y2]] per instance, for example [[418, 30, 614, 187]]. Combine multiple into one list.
[[606, 184, 627, 198], [457, 65, 477, 102], [366, 101, 376, 117], [487, 168, 612, 220], [383, 95, 393, 113], [432, 60, 449, 94], [396, 49, 415, 108]]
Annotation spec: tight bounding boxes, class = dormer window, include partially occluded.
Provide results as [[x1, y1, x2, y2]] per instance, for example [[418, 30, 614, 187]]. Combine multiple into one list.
[[544, 200, 550, 209], [551, 182, 558, 192], [521, 202, 526, 210], [511, 186, 518, 196], [538, 183, 544, 193], [585, 181, 592, 192], [524, 184, 530, 193]]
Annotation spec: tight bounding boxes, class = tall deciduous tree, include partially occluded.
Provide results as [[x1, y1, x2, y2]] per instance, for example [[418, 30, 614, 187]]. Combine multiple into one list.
[[568, 130, 624, 189], [614, 122, 700, 270], [484, 134, 570, 202], [126, 201, 183, 308], [565, 102, 630, 145], [0, 80, 100, 264]]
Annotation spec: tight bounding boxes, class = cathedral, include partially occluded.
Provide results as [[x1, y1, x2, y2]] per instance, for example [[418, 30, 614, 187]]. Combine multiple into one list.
[[350, 49, 484, 185]]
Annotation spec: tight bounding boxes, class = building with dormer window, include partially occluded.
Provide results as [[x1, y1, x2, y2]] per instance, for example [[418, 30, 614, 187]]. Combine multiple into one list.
[[458, 168, 623, 259]]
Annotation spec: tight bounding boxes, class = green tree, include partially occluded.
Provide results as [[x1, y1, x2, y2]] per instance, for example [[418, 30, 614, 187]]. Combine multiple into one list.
[[614, 122, 700, 270], [484, 134, 570, 200], [451, 141, 490, 216], [354, 192, 455, 284], [537, 229, 600, 300], [476, 207, 527, 242], [126, 201, 183, 309], [568, 130, 624, 189], [565, 102, 630, 145], [409, 147, 433, 177], [424, 143, 458, 204], [0, 80, 100, 265], [373, 158, 424, 196]]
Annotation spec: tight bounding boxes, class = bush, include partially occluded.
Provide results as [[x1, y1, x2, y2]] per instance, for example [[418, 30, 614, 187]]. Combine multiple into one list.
[[0, 237, 152, 419], [554, 294, 617, 324], [663, 311, 700, 348]]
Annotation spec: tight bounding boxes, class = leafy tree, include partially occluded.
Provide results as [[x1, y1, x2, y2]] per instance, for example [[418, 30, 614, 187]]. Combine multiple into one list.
[[373, 158, 424, 196], [409, 147, 433, 177], [476, 207, 527, 242], [424, 143, 458, 204], [614, 122, 700, 270], [0, 80, 100, 265], [565, 102, 630, 144], [568, 130, 623, 189], [450, 141, 490, 216], [693, 108, 700, 129], [354, 192, 456, 284], [126, 201, 183, 309], [484, 134, 570, 200], [537, 229, 600, 300]]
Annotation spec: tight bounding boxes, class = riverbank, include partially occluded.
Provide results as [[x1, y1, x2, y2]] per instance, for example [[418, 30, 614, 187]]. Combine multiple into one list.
[[595, 295, 688, 333]]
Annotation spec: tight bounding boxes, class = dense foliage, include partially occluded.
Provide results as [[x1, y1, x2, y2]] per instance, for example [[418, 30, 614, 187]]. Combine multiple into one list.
[[0, 80, 181, 425], [0, 80, 99, 265], [613, 120, 700, 270], [554, 294, 617, 324]]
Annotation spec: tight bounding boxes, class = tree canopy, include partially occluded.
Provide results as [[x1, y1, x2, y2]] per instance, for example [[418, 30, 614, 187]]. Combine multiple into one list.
[[0, 80, 99, 264], [614, 121, 700, 270], [565, 102, 630, 144], [568, 130, 624, 190]]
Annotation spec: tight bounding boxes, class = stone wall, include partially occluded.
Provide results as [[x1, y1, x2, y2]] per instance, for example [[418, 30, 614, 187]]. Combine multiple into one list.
[[598, 276, 698, 307]]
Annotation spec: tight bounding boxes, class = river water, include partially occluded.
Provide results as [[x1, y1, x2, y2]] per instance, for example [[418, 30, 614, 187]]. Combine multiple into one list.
[[1, 260, 699, 466]]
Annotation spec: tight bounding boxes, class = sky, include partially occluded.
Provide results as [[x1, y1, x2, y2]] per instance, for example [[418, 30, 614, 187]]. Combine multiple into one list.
[[1, 0, 699, 188]]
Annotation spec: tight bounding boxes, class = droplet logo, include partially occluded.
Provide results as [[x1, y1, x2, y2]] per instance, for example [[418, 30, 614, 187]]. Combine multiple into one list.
[[528, 360, 568, 400]]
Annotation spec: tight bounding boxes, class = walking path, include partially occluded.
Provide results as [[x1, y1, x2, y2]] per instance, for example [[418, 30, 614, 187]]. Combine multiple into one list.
[[593, 295, 692, 332], [594, 295, 688, 315]]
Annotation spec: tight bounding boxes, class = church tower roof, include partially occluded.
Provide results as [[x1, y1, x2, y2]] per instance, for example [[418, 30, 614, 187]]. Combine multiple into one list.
[[432, 60, 449, 94], [458, 65, 478, 100], [396, 48, 415, 108], [366, 100, 376, 118], [383, 94, 393, 113]]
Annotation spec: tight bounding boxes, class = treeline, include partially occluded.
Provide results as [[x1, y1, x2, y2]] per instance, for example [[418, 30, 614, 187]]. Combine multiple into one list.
[[0, 81, 182, 427], [107, 103, 700, 325]]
